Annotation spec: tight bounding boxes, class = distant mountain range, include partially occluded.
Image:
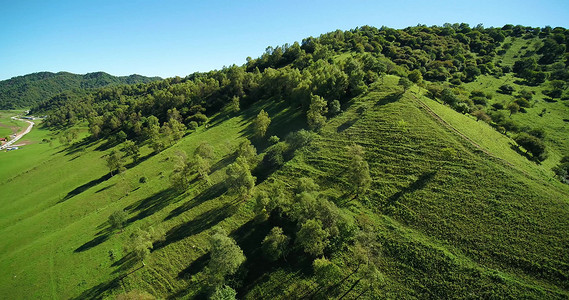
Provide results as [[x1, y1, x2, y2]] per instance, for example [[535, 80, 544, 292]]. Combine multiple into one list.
[[0, 71, 161, 109]]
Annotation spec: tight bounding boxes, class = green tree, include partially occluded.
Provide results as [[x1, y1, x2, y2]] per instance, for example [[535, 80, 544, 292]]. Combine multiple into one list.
[[236, 139, 257, 166], [128, 228, 153, 266], [307, 94, 327, 131], [261, 227, 290, 261], [514, 133, 547, 161], [254, 109, 271, 137], [207, 229, 246, 286], [408, 69, 423, 84], [106, 150, 125, 176], [108, 210, 128, 232], [313, 257, 342, 286], [398, 77, 413, 92], [346, 145, 371, 196], [123, 140, 140, 162], [195, 154, 211, 185], [297, 219, 329, 256], [170, 151, 192, 192], [195, 142, 215, 160], [507, 102, 520, 117], [230, 96, 240, 113], [210, 285, 237, 300], [226, 157, 256, 197]]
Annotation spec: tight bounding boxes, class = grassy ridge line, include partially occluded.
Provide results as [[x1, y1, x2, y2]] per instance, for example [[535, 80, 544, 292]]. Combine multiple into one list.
[[413, 87, 569, 196], [245, 83, 568, 298]]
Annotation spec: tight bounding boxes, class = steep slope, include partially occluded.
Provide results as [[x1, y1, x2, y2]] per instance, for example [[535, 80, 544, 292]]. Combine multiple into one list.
[[1, 77, 567, 299], [0, 71, 161, 109]]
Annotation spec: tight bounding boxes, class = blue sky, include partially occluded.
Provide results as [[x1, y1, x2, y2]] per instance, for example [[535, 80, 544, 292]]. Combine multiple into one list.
[[1, 0, 568, 80]]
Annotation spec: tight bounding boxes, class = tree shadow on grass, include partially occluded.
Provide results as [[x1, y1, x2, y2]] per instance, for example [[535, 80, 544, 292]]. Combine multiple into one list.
[[123, 152, 155, 170], [74, 234, 110, 253], [385, 171, 437, 207], [337, 118, 358, 133], [165, 181, 227, 221], [177, 252, 211, 280], [125, 188, 181, 223], [375, 91, 403, 106], [58, 172, 111, 203], [64, 137, 96, 156], [210, 153, 237, 173], [71, 277, 120, 300], [153, 205, 235, 251], [111, 252, 141, 275]]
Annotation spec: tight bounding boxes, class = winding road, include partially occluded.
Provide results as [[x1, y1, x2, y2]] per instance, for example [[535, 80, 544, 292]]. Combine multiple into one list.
[[0, 117, 34, 150]]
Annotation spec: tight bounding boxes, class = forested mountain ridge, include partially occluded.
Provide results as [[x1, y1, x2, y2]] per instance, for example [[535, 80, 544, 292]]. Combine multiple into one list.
[[0, 71, 161, 109], [1, 23, 569, 299]]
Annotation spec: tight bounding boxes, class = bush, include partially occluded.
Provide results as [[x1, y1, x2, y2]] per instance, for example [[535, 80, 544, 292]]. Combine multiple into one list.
[[498, 84, 514, 95], [492, 102, 504, 110], [514, 133, 547, 161], [471, 96, 487, 106]]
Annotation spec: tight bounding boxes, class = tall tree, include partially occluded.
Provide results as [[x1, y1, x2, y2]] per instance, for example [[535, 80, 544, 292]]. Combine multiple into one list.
[[297, 219, 329, 256], [307, 94, 328, 131], [346, 144, 372, 196], [106, 150, 125, 176], [226, 157, 256, 197], [261, 227, 290, 261], [207, 229, 246, 287], [108, 210, 128, 232], [254, 109, 271, 137]]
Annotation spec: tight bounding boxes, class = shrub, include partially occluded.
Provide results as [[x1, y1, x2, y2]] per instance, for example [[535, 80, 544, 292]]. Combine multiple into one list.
[[514, 133, 547, 161]]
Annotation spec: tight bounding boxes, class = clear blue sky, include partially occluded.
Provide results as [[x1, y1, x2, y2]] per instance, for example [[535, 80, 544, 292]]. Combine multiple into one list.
[[1, 0, 568, 80]]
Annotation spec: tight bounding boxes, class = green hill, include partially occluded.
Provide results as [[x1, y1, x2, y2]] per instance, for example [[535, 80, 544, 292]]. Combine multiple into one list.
[[0, 71, 161, 109], [1, 24, 568, 299]]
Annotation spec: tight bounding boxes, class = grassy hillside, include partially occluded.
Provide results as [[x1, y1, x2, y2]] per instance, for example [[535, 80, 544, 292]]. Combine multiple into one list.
[[0, 77, 568, 299], [1, 24, 569, 299], [0, 71, 161, 109]]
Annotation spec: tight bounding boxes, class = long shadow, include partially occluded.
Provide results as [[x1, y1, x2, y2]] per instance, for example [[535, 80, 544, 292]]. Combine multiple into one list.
[[153, 205, 235, 251], [65, 137, 97, 156], [71, 278, 120, 300], [111, 252, 140, 275], [232, 214, 312, 298], [123, 152, 155, 169], [375, 91, 403, 106], [74, 233, 111, 253], [210, 153, 237, 173], [126, 188, 180, 223], [165, 181, 226, 221], [337, 119, 357, 133], [385, 171, 436, 206], [177, 252, 211, 280], [59, 172, 111, 203], [95, 183, 115, 194]]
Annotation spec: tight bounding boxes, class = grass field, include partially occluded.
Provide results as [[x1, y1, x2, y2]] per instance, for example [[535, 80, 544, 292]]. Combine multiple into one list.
[[0, 110, 27, 139], [0, 77, 568, 299]]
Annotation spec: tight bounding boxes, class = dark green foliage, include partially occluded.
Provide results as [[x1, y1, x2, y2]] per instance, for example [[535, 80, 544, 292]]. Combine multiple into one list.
[[226, 157, 256, 197], [552, 156, 569, 183], [514, 133, 547, 161], [108, 210, 128, 232], [0, 72, 159, 109], [441, 88, 460, 107], [498, 84, 515, 95], [106, 150, 125, 176], [207, 229, 245, 286], [253, 109, 271, 137], [297, 219, 329, 256], [261, 227, 290, 261]]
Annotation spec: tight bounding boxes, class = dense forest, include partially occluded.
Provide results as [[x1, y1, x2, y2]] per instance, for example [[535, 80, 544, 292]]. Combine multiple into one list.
[[0, 71, 160, 109], [4, 23, 568, 298], [34, 24, 568, 164]]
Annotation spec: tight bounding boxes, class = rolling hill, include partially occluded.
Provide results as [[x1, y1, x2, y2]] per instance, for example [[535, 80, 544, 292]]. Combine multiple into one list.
[[0, 71, 161, 109], [1, 24, 568, 299]]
